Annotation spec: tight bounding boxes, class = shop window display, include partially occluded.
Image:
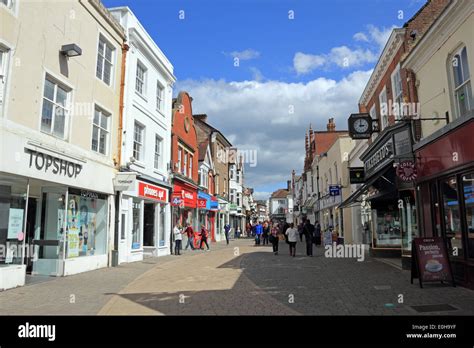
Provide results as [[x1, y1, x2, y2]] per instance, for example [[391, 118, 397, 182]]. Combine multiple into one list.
[[372, 206, 402, 248], [441, 177, 463, 257], [159, 203, 166, 247], [66, 191, 107, 258], [400, 192, 418, 256], [131, 199, 141, 249], [462, 172, 474, 258]]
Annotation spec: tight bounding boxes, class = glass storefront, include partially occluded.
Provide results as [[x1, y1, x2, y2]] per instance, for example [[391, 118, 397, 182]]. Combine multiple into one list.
[[159, 203, 166, 247], [372, 207, 402, 248], [66, 189, 107, 258], [132, 199, 142, 250], [400, 191, 419, 256], [462, 173, 474, 258], [441, 176, 463, 257]]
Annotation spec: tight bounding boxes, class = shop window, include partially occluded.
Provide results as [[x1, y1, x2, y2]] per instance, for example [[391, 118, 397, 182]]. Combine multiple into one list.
[[451, 46, 472, 118], [41, 76, 71, 139], [91, 106, 110, 155], [441, 177, 463, 257], [135, 61, 147, 96], [159, 204, 166, 247], [400, 193, 418, 255], [462, 173, 474, 258], [372, 205, 402, 248], [430, 182, 442, 237], [96, 35, 115, 86], [131, 199, 141, 249], [66, 191, 107, 258], [133, 122, 144, 161]]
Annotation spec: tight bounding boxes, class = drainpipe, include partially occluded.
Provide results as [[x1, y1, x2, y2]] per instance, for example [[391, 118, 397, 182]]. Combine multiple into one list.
[[112, 42, 129, 267]]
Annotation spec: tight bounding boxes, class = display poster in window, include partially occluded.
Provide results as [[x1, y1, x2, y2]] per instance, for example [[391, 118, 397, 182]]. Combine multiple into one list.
[[67, 227, 80, 258], [7, 208, 24, 239], [411, 237, 455, 288]]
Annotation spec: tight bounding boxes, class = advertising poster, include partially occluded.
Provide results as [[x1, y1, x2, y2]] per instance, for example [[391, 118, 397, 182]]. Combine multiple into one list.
[[67, 228, 80, 258], [412, 237, 454, 287], [7, 208, 24, 239]]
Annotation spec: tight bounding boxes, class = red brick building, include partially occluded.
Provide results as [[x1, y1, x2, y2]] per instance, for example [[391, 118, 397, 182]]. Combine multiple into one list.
[[170, 91, 200, 237]]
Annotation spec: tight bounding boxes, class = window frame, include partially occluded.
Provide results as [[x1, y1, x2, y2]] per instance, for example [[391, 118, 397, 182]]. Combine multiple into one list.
[[391, 65, 403, 119], [95, 34, 115, 87], [40, 74, 72, 140], [133, 122, 145, 162], [154, 134, 162, 170], [378, 86, 388, 130], [91, 105, 110, 155], [450, 46, 472, 119], [156, 81, 164, 113], [135, 60, 147, 97]]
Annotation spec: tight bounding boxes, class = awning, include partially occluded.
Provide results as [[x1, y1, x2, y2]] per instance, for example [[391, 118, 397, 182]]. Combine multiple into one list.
[[337, 174, 380, 209]]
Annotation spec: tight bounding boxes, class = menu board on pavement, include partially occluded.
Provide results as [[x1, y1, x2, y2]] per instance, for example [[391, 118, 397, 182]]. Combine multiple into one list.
[[411, 237, 455, 288]]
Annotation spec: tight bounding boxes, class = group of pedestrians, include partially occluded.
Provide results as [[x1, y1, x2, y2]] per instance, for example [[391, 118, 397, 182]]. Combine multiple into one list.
[[173, 223, 210, 255], [251, 219, 322, 258]]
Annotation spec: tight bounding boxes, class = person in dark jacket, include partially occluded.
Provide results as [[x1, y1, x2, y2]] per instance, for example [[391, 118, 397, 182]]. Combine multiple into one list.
[[200, 225, 210, 251], [224, 224, 231, 245], [313, 220, 322, 248], [303, 220, 315, 256], [262, 221, 270, 245]]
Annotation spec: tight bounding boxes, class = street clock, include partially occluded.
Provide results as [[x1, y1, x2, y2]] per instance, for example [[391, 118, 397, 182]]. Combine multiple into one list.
[[348, 113, 373, 139]]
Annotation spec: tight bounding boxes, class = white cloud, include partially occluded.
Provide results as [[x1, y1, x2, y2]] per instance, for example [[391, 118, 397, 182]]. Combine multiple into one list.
[[253, 191, 271, 200], [293, 25, 395, 75], [225, 49, 260, 61], [366, 24, 397, 51], [176, 69, 372, 189], [293, 46, 377, 74], [353, 32, 369, 42]]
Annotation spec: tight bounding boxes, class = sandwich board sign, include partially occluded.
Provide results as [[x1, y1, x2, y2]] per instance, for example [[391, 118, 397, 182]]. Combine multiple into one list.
[[411, 237, 455, 288]]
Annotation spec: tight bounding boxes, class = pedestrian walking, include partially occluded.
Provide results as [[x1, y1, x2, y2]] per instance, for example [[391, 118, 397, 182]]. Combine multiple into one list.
[[285, 223, 298, 257], [200, 225, 210, 250], [184, 223, 195, 250], [313, 220, 322, 249], [173, 224, 183, 255], [262, 221, 270, 245], [224, 223, 231, 245], [255, 222, 263, 245], [270, 223, 279, 255], [303, 219, 315, 256], [298, 221, 304, 242]]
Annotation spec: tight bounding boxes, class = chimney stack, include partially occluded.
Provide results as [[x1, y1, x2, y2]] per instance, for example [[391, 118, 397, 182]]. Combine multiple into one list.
[[327, 118, 336, 132], [287, 180, 291, 191]]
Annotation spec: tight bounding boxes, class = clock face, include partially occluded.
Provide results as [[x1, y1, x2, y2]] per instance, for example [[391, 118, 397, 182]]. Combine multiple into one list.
[[354, 118, 369, 133]]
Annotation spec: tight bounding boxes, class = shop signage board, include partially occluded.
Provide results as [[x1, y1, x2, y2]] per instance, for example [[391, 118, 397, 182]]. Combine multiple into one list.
[[396, 160, 417, 182], [114, 172, 137, 191], [138, 181, 167, 203], [172, 182, 197, 208], [197, 198, 207, 208], [364, 139, 393, 178], [7, 208, 24, 239], [26, 148, 82, 178], [411, 237, 455, 288], [329, 185, 340, 196], [349, 167, 365, 184]]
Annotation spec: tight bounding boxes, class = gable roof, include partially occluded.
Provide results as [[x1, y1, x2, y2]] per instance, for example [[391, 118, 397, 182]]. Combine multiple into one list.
[[271, 189, 289, 198]]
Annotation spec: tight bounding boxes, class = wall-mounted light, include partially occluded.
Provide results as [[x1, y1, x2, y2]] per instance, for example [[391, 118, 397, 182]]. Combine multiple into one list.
[[60, 44, 82, 57]]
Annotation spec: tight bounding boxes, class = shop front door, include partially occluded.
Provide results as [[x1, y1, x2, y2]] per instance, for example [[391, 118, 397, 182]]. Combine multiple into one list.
[[143, 203, 155, 247], [32, 187, 67, 277]]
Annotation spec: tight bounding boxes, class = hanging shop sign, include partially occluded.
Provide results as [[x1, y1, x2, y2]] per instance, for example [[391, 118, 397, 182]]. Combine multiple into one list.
[[114, 172, 137, 191], [364, 139, 393, 178], [138, 181, 168, 203], [396, 160, 418, 182], [210, 197, 219, 210], [349, 167, 365, 184], [197, 198, 207, 208], [26, 148, 82, 178], [329, 185, 340, 196], [411, 237, 455, 288]]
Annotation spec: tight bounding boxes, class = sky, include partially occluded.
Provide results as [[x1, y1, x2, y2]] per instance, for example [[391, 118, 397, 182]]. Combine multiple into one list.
[[103, 0, 425, 200]]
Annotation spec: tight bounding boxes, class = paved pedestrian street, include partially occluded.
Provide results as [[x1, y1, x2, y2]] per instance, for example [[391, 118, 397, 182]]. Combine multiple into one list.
[[1, 239, 473, 316]]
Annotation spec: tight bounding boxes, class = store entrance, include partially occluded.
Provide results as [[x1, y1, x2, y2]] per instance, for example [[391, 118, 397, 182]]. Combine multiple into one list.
[[25, 197, 37, 274], [143, 203, 155, 247]]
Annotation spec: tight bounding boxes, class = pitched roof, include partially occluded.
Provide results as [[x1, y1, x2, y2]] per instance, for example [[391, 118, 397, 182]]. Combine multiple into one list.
[[313, 131, 347, 155], [198, 140, 209, 162], [271, 189, 289, 198]]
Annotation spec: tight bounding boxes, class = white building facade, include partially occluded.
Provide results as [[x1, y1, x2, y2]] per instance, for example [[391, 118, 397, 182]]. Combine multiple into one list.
[[109, 7, 176, 263]]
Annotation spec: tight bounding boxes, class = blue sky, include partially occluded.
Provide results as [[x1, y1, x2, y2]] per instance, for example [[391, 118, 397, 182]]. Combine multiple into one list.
[[103, 0, 424, 199]]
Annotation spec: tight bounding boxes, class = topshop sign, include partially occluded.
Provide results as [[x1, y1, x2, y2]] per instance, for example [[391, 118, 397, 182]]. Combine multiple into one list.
[[26, 148, 82, 178]]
